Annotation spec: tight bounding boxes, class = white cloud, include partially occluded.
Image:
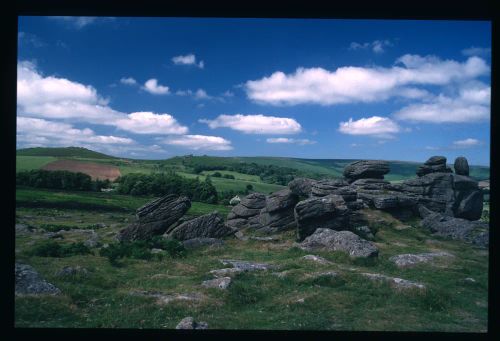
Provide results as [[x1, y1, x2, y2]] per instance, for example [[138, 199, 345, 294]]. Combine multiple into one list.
[[115, 112, 188, 135], [120, 77, 137, 86], [142, 79, 170, 95], [200, 114, 302, 134], [48, 16, 99, 29], [245, 55, 489, 106], [194, 89, 211, 100], [172, 54, 204, 69], [452, 138, 482, 148], [349, 40, 392, 54], [17, 117, 135, 147], [18, 32, 45, 48], [266, 137, 316, 145], [338, 116, 400, 138], [161, 135, 232, 151], [461, 47, 491, 57], [223, 90, 234, 97]]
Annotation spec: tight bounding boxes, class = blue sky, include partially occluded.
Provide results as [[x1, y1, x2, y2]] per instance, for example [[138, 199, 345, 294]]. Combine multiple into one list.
[[17, 17, 491, 165]]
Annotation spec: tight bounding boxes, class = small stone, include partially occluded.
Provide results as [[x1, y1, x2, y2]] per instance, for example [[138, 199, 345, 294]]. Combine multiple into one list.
[[175, 317, 208, 330], [361, 272, 425, 290], [302, 255, 332, 265], [151, 248, 164, 254], [56, 266, 89, 277], [201, 277, 231, 289], [464, 277, 477, 283], [209, 268, 244, 277], [296, 298, 305, 304], [389, 252, 453, 268]]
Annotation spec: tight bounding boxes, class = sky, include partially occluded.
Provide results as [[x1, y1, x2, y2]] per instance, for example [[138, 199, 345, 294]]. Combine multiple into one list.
[[16, 17, 491, 165]]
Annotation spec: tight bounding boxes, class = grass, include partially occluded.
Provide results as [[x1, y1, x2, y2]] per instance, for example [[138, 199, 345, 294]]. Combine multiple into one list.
[[15, 202, 488, 331], [16, 156, 58, 172]]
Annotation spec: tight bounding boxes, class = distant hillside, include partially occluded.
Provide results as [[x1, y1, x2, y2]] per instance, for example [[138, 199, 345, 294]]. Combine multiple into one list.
[[16, 147, 117, 160]]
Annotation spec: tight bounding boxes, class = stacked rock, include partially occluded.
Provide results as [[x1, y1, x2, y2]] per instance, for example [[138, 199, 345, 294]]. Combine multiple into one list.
[[225, 193, 267, 230], [343, 160, 390, 183], [416, 156, 452, 177], [454, 156, 470, 176]]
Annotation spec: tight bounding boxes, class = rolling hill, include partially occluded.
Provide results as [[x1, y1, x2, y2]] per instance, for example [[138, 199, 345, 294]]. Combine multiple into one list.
[[17, 147, 118, 159]]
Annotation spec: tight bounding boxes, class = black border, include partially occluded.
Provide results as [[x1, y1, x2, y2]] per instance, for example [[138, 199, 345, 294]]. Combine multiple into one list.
[[4, 0, 497, 340]]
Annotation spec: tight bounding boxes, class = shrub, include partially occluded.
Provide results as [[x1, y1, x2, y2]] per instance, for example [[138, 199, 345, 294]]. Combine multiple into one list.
[[29, 240, 91, 257]]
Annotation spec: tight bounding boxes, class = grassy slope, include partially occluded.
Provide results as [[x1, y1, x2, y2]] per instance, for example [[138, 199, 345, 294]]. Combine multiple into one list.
[[16, 156, 58, 172], [14, 206, 488, 331], [17, 147, 117, 159]]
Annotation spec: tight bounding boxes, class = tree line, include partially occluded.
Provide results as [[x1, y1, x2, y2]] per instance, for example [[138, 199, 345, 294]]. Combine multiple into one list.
[[16, 169, 110, 191]]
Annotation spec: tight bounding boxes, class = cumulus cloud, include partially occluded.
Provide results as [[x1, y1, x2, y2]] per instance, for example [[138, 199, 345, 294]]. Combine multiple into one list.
[[266, 137, 316, 145], [453, 138, 482, 148], [17, 117, 135, 148], [172, 54, 204, 69], [142, 79, 170, 95], [115, 112, 188, 135], [245, 55, 489, 106], [17, 61, 122, 124], [338, 116, 400, 138], [47, 16, 114, 29], [461, 47, 491, 57], [161, 135, 232, 151], [199, 114, 302, 134], [349, 39, 392, 54], [120, 77, 137, 85]]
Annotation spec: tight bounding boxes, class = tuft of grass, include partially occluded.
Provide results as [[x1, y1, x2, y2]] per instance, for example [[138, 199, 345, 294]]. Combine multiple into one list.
[[227, 272, 266, 306], [28, 240, 91, 257]]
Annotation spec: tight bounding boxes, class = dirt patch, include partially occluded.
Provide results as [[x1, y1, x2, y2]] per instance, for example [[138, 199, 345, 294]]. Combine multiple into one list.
[[42, 160, 121, 181]]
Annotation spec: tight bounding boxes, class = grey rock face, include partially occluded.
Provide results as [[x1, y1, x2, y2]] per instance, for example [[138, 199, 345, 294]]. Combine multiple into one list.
[[294, 194, 350, 241], [182, 237, 224, 250], [288, 177, 318, 197], [299, 228, 378, 258], [257, 189, 299, 232], [350, 178, 392, 191], [240, 192, 267, 209], [210, 267, 244, 277], [15, 223, 33, 234], [310, 179, 350, 197], [168, 212, 232, 241], [352, 225, 375, 241], [56, 265, 89, 277], [343, 160, 390, 182], [420, 212, 489, 247], [389, 252, 453, 268], [201, 277, 231, 289], [130, 290, 204, 305], [454, 157, 470, 176], [416, 156, 452, 177], [226, 193, 267, 230], [84, 231, 100, 248], [117, 195, 191, 241], [15, 263, 61, 295], [361, 273, 425, 290], [176, 317, 208, 330], [219, 259, 278, 271]]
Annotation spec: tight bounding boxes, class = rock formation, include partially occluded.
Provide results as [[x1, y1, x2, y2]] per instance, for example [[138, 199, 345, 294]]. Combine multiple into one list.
[[343, 160, 390, 183], [16, 263, 61, 295], [117, 194, 191, 241], [256, 188, 299, 233], [167, 212, 232, 240], [454, 156, 470, 176], [416, 156, 452, 177]]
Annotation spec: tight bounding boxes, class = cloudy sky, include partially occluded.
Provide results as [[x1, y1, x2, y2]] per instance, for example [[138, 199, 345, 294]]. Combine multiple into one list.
[[17, 17, 491, 165]]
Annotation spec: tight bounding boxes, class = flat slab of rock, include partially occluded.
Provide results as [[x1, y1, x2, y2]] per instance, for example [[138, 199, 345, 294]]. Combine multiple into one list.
[[15, 263, 61, 296], [343, 160, 390, 182], [168, 212, 232, 241], [209, 267, 244, 278], [389, 252, 454, 268], [361, 273, 425, 290], [201, 277, 231, 289], [288, 177, 317, 197], [416, 156, 452, 177], [302, 255, 333, 265], [249, 236, 279, 242], [299, 228, 378, 258], [219, 259, 278, 271], [129, 290, 204, 305], [176, 317, 208, 330], [182, 237, 224, 250]]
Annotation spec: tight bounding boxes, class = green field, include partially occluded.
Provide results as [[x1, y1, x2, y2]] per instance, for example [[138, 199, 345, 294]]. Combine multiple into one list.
[[16, 156, 58, 172]]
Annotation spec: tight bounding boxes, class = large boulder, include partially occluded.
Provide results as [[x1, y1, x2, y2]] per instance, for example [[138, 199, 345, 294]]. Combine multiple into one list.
[[416, 156, 452, 177], [311, 179, 349, 197], [343, 160, 390, 183], [420, 212, 488, 248], [256, 189, 299, 232], [454, 157, 470, 176], [288, 177, 317, 197], [168, 212, 232, 240], [294, 194, 350, 241], [299, 228, 378, 258], [117, 195, 191, 241], [15, 263, 61, 296]]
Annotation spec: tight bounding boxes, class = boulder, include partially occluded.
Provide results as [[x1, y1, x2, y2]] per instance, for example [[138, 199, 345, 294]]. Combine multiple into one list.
[[168, 212, 232, 240], [201, 277, 231, 290], [349, 178, 392, 191], [294, 194, 350, 241], [117, 195, 191, 241], [256, 189, 299, 232], [175, 317, 208, 330], [225, 193, 267, 230], [454, 157, 470, 176], [361, 273, 425, 290], [15, 263, 61, 296], [310, 179, 349, 197], [239, 192, 267, 209], [455, 190, 483, 220], [299, 228, 379, 258], [55, 265, 89, 277], [416, 156, 452, 177], [389, 252, 453, 268], [343, 160, 390, 182], [420, 212, 488, 247], [219, 259, 278, 271], [288, 177, 317, 197], [182, 237, 224, 250]]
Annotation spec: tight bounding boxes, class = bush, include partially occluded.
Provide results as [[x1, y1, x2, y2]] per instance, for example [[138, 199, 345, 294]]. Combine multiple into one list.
[[223, 174, 235, 179], [212, 172, 222, 177], [29, 240, 91, 257]]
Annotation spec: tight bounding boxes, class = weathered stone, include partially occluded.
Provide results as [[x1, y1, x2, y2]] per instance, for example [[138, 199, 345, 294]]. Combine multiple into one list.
[[455, 190, 483, 220], [182, 237, 224, 250], [454, 157, 470, 176], [229, 195, 241, 206], [151, 248, 164, 254], [302, 254, 332, 265], [420, 212, 489, 247], [15, 223, 33, 234], [129, 290, 204, 305], [83, 231, 100, 248], [239, 193, 267, 209], [209, 268, 244, 277], [361, 273, 425, 290], [225, 218, 248, 230], [416, 156, 452, 177], [343, 160, 390, 182], [176, 317, 208, 330], [299, 228, 378, 258], [288, 177, 318, 197], [256, 189, 299, 232], [350, 178, 392, 191], [15, 263, 61, 295], [351, 225, 375, 241], [249, 236, 279, 242], [219, 259, 278, 271], [311, 179, 349, 197], [55, 265, 89, 277], [294, 194, 350, 241], [168, 212, 232, 240], [266, 189, 298, 213], [389, 252, 454, 268], [201, 277, 231, 289], [118, 195, 191, 241]]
